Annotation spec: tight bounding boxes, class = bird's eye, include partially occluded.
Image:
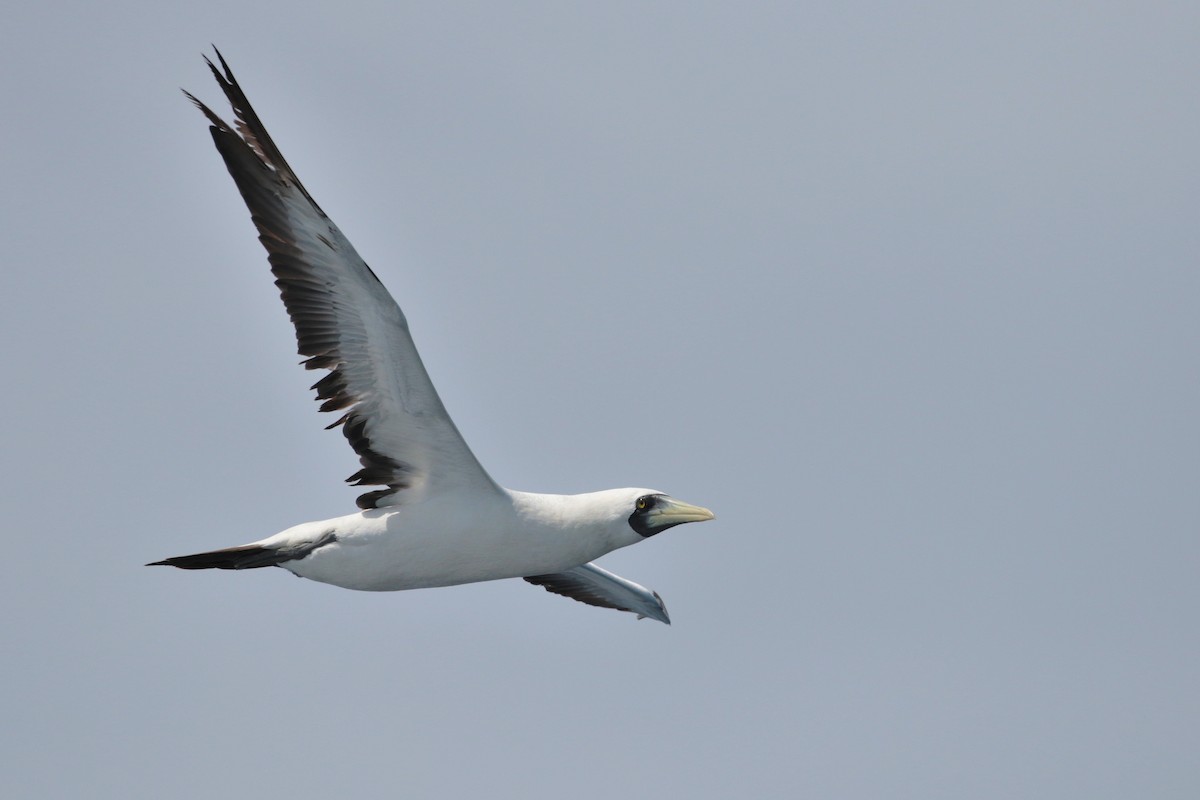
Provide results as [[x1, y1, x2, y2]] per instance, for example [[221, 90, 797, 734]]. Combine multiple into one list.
[[636, 496, 649, 511]]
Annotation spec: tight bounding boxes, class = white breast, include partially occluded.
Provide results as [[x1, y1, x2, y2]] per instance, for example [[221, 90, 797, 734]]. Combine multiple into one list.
[[272, 489, 636, 592]]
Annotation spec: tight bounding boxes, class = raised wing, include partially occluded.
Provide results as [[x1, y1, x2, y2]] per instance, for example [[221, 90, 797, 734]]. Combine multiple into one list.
[[524, 563, 671, 624], [188, 51, 498, 508]]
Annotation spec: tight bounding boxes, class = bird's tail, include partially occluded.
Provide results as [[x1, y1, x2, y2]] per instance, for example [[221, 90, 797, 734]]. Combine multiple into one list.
[[146, 530, 336, 571], [146, 544, 289, 570]]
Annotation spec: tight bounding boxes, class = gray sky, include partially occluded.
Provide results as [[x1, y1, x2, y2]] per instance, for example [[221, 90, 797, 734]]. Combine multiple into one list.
[[3, 2, 1198, 797]]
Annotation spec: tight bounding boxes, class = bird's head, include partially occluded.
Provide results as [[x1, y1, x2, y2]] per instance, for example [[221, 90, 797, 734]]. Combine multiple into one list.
[[570, 488, 714, 548], [624, 490, 716, 538], [516, 487, 715, 552]]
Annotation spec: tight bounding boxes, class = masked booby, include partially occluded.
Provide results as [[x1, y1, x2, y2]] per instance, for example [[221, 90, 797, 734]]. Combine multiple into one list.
[[148, 51, 714, 624]]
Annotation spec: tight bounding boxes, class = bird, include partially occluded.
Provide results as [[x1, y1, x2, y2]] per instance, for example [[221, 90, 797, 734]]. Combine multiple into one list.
[[148, 50, 714, 624]]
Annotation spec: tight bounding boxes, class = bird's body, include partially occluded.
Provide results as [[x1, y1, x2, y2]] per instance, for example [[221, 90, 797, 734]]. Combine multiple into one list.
[[265, 489, 653, 592], [150, 51, 713, 624]]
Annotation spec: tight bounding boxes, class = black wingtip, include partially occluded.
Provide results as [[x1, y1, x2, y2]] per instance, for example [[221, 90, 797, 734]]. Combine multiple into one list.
[[212, 45, 233, 78]]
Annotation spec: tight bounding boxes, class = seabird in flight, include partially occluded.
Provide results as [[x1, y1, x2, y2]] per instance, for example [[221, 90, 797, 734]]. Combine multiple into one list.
[[148, 51, 714, 624]]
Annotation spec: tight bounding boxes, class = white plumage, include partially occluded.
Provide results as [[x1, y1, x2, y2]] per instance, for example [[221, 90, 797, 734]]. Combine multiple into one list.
[[149, 51, 713, 625]]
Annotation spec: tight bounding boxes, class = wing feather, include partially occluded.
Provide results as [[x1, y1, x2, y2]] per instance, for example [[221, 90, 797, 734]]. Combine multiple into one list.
[[189, 50, 497, 507], [524, 563, 671, 624]]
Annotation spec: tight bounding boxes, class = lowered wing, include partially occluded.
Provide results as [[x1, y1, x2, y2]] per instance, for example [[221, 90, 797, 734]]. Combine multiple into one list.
[[525, 563, 671, 624]]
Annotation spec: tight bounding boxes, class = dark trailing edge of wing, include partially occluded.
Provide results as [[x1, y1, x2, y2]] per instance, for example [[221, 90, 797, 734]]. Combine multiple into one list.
[[186, 49, 410, 509]]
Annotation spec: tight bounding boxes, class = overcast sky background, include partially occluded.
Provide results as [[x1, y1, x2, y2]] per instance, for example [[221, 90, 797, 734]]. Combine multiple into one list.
[[3, 2, 1197, 798]]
